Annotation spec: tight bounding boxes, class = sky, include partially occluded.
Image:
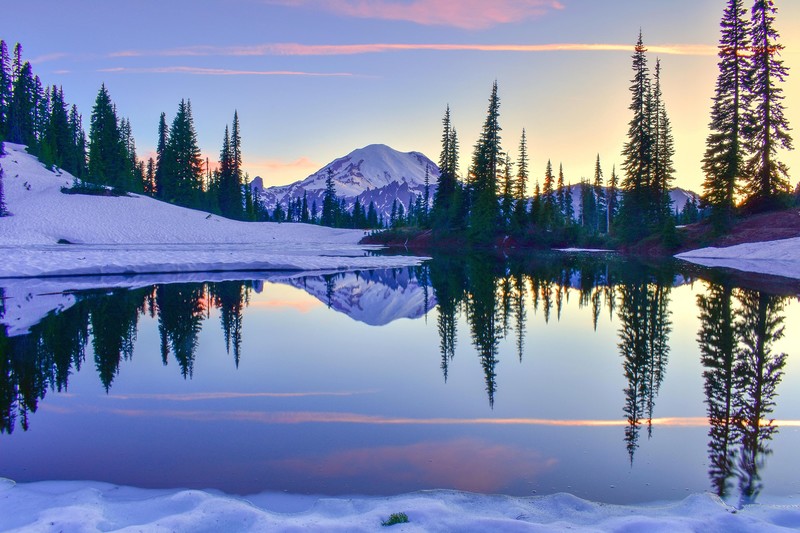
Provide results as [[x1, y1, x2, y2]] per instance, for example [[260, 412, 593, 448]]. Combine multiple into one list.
[[2, 0, 799, 193]]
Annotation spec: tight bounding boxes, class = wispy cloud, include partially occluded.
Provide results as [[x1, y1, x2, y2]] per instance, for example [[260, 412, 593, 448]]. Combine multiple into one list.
[[29, 52, 70, 64], [266, 0, 564, 29], [110, 42, 717, 58], [98, 66, 353, 77], [107, 390, 376, 401]]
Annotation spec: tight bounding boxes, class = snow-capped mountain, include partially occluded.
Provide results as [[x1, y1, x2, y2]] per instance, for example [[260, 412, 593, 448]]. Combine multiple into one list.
[[274, 268, 436, 326], [252, 144, 439, 220]]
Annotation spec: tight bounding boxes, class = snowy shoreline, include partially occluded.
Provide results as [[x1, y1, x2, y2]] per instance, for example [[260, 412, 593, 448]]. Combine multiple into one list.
[[676, 237, 800, 281], [1, 479, 798, 532], [0, 144, 427, 279]]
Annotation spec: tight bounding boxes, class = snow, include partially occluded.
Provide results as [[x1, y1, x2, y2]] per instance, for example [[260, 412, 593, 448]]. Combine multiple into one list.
[[0, 480, 797, 532], [255, 143, 439, 220], [0, 143, 426, 278], [676, 237, 800, 280]]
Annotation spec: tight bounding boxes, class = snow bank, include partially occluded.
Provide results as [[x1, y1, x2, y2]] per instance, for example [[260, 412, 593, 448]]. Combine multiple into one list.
[[0, 144, 425, 278], [0, 480, 797, 533], [676, 238, 800, 281]]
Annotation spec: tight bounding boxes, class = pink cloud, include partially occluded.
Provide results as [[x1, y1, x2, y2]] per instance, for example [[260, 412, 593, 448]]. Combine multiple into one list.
[[98, 66, 352, 76], [269, 0, 564, 29], [109, 42, 716, 58]]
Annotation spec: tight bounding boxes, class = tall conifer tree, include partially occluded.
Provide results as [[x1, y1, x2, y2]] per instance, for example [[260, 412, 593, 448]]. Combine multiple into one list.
[[702, 0, 750, 228], [155, 112, 169, 199], [469, 82, 502, 241], [619, 32, 656, 240], [743, 0, 793, 210], [88, 84, 125, 188]]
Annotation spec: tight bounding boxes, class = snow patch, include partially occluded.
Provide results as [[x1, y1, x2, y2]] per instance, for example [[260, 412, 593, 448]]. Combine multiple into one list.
[[676, 237, 800, 280]]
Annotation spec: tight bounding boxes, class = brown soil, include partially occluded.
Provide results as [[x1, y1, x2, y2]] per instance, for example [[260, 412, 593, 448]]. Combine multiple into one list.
[[678, 207, 800, 252]]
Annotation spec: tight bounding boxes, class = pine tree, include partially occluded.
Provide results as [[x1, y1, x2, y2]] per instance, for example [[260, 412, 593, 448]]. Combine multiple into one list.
[[321, 167, 337, 226], [556, 163, 566, 221], [0, 163, 7, 217], [702, 0, 751, 228], [423, 165, 430, 226], [155, 112, 169, 199], [541, 159, 556, 228], [500, 152, 513, 230], [651, 60, 676, 225], [432, 105, 460, 229], [469, 82, 502, 241], [88, 84, 125, 188], [593, 155, 607, 233], [607, 165, 619, 232], [67, 104, 87, 181], [164, 99, 204, 205], [229, 110, 243, 217], [743, 0, 793, 211], [41, 86, 71, 170], [564, 181, 575, 224], [301, 191, 310, 223], [8, 61, 37, 146], [0, 40, 11, 139], [512, 130, 529, 232], [619, 32, 655, 241]]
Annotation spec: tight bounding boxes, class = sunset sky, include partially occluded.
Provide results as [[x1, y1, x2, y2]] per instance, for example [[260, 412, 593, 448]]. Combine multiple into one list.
[[3, 0, 799, 192]]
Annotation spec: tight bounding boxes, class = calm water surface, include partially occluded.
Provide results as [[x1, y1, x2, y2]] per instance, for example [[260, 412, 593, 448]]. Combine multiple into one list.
[[1, 254, 799, 507]]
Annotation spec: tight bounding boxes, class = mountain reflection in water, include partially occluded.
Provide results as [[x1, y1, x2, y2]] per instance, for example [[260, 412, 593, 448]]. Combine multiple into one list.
[[0, 254, 796, 505]]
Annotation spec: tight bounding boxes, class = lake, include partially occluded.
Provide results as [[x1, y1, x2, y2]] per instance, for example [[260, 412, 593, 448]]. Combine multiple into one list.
[[1, 253, 799, 507]]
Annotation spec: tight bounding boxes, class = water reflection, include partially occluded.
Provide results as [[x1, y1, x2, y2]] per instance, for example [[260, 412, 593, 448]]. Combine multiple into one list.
[[698, 282, 788, 506], [0, 256, 796, 504]]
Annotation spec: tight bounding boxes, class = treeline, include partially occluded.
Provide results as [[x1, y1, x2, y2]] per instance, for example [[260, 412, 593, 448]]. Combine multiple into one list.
[[702, 0, 795, 229], [424, 36, 689, 247], [425, 1, 795, 246], [0, 41, 89, 183], [0, 39, 263, 221]]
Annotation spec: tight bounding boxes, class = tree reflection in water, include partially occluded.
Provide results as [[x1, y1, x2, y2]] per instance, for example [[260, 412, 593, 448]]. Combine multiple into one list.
[[0, 257, 793, 504], [698, 280, 788, 506]]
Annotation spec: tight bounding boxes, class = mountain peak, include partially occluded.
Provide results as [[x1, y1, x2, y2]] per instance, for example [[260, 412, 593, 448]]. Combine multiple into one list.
[[257, 144, 439, 219]]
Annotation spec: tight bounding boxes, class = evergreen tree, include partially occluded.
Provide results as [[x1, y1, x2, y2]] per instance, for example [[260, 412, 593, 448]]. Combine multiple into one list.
[[564, 181, 575, 223], [512, 130, 529, 232], [593, 155, 607, 233], [8, 61, 37, 146], [433, 105, 461, 229], [652, 60, 676, 224], [154, 112, 169, 199], [702, 0, 751, 228], [229, 110, 243, 217], [301, 191, 310, 223], [423, 165, 430, 226], [541, 160, 556, 228], [88, 84, 125, 188], [164, 99, 203, 205], [321, 167, 337, 226], [500, 152, 513, 230], [742, 0, 793, 211], [619, 32, 654, 241], [66, 104, 87, 181], [607, 165, 619, 232], [469, 82, 502, 241], [41, 86, 71, 170], [556, 163, 566, 221], [366, 200, 378, 228], [0, 163, 7, 217], [0, 40, 11, 139]]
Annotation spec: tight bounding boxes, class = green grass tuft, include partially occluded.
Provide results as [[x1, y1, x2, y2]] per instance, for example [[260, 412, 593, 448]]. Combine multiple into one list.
[[381, 512, 409, 526]]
